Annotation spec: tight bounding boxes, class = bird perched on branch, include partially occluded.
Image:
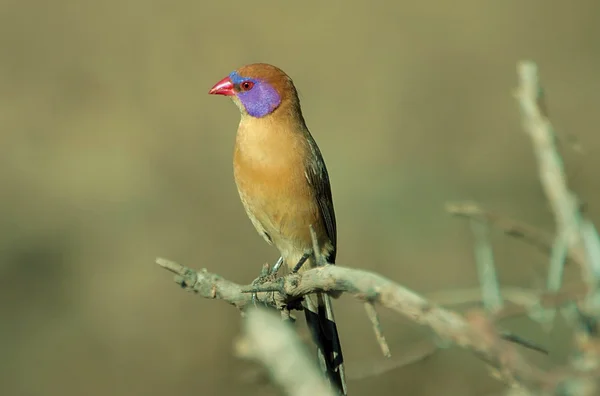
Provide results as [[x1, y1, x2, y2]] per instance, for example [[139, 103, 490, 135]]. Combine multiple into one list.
[[209, 63, 346, 395]]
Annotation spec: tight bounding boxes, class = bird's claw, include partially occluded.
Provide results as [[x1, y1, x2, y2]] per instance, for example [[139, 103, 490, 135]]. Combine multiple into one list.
[[250, 261, 280, 308], [250, 279, 267, 308]]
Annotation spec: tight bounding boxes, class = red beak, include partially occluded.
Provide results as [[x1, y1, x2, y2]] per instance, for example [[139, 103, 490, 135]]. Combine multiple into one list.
[[208, 76, 235, 96]]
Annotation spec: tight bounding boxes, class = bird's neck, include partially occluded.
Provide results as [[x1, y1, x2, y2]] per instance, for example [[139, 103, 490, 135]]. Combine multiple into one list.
[[234, 112, 307, 168]]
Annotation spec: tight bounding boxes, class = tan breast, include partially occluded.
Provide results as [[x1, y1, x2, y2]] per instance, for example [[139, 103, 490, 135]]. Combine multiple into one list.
[[232, 115, 321, 257]]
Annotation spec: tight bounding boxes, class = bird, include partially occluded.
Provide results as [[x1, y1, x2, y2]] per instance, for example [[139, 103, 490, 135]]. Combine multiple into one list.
[[209, 63, 347, 395]]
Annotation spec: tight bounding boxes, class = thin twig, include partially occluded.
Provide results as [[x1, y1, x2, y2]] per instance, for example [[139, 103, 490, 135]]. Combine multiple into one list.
[[363, 302, 391, 358], [547, 231, 569, 293], [348, 339, 438, 380], [470, 218, 504, 314], [541, 230, 571, 328]]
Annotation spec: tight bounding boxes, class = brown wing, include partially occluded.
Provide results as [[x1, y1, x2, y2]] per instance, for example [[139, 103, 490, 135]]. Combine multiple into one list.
[[303, 130, 337, 264]]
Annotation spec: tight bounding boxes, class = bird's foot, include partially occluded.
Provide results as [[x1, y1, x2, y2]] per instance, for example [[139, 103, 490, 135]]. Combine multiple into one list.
[[250, 258, 283, 307], [250, 263, 270, 307]]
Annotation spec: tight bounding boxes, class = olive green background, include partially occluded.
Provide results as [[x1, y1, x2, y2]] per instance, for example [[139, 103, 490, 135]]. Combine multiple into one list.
[[1, 1, 599, 395]]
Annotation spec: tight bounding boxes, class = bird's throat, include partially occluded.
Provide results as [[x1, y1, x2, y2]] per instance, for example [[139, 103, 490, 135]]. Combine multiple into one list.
[[235, 116, 304, 169]]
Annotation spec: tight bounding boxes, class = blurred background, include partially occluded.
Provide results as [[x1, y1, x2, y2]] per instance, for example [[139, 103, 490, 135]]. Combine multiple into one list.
[[1, 1, 599, 395]]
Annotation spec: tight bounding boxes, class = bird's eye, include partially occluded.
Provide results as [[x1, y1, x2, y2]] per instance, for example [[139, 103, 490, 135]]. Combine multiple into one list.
[[240, 81, 254, 91]]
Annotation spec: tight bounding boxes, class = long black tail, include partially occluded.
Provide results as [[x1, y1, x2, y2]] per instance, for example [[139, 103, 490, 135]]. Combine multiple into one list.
[[303, 292, 347, 395]]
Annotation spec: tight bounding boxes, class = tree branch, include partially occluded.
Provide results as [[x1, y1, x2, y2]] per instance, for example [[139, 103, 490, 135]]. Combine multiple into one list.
[[157, 258, 595, 393], [516, 61, 600, 395]]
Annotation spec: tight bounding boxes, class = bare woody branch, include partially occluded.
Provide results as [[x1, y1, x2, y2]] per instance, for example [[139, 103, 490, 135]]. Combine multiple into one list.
[[156, 257, 258, 310], [515, 62, 591, 279], [445, 201, 592, 330], [157, 258, 596, 393], [516, 61, 600, 395]]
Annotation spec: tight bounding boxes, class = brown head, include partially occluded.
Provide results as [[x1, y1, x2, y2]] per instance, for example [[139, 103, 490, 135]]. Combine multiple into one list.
[[208, 63, 302, 119]]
